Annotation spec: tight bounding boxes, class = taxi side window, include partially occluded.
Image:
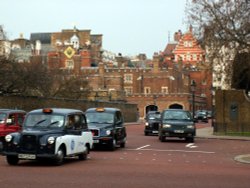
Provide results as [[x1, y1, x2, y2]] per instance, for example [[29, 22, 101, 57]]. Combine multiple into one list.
[[81, 115, 88, 130], [115, 111, 123, 125], [67, 114, 87, 130], [67, 115, 75, 129]]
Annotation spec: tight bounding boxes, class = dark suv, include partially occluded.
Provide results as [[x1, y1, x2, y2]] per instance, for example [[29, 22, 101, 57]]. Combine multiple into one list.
[[144, 111, 161, 135], [85, 107, 127, 151], [159, 109, 195, 142]]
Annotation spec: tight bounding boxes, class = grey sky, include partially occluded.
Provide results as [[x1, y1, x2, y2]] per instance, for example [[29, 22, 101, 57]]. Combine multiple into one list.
[[1, 0, 188, 57]]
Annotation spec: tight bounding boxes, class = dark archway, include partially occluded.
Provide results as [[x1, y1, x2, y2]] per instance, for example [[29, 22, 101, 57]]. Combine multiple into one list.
[[169, 103, 183, 109], [145, 105, 158, 114]]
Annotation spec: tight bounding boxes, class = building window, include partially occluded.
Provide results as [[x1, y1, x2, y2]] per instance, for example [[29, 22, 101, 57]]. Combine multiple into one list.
[[201, 93, 206, 97], [144, 87, 151, 94], [124, 74, 133, 83], [161, 87, 169, 94], [202, 80, 207, 85], [193, 54, 197, 60], [66, 60, 74, 69], [124, 87, 133, 95]]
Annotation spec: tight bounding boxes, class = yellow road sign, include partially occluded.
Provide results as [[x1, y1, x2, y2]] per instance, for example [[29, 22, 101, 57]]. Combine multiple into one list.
[[64, 46, 75, 59]]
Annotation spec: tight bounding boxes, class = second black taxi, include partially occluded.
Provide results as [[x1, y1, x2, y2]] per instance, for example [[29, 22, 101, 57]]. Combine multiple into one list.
[[85, 107, 127, 151], [144, 111, 161, 136]]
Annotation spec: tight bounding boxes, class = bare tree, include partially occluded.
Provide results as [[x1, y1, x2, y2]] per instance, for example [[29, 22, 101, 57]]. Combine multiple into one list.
[[186, 0, 250, 90], [0, 56, 26, 95], [50, 72, 91, 99], [0, 56, 91, 99]]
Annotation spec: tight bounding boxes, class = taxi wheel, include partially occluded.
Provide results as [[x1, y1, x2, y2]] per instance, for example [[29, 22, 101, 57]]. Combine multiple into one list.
[[109, 139, 117, 151], [79, 147, 88, 160], [6, 155, 19, 165], [159, 135, 165, 142], [55, 147, 65, 165]]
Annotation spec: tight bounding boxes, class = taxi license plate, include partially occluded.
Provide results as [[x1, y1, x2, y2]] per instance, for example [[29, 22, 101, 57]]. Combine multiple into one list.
[[18, 154, 36, 159], [93, 140, 99, 143], [152, 131, 158, 133], [174, 130, 184, 133]]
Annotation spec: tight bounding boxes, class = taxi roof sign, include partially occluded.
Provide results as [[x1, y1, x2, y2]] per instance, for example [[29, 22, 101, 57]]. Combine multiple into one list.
[[43, 108, 53, 113], [96, 108, 105, 112]]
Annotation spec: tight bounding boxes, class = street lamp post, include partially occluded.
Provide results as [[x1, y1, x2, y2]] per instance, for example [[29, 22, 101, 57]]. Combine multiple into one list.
[[190, 80, 196, 119]]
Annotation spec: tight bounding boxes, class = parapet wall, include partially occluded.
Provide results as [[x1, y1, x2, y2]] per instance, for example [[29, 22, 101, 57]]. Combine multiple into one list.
[[215, 90, 250, 133], [0, 96, 138, 123]]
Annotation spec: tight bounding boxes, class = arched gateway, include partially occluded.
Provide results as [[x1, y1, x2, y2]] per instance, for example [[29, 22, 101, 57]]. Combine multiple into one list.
[[169, 103, 183, 109]]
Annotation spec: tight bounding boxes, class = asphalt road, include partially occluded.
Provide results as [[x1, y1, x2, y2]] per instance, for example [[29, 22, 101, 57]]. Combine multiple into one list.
[[0, 122, 250, 188]]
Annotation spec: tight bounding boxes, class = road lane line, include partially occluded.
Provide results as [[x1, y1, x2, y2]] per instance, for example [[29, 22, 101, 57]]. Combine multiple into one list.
[[127, 148, 215, 154], [136, 145, 150, 150]]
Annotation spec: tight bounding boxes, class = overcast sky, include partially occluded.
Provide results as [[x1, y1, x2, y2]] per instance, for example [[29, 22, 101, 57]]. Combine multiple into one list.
[[1, 0, 188, 57]]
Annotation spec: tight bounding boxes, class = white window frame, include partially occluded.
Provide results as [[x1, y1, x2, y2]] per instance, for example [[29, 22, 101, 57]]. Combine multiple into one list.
[[144, 87, 151, 94], [161, 87, 169, 94], [124, 87, 133, 95], [124, 74, 133, 83], [66, 60, 74, 69]]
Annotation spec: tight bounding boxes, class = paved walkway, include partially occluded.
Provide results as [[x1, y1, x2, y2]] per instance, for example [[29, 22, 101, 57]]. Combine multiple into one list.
[[196, 126, 250, 164]]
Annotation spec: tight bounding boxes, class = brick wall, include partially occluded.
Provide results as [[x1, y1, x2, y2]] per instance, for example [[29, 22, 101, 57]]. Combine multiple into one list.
[[0, 96, 138, 122]]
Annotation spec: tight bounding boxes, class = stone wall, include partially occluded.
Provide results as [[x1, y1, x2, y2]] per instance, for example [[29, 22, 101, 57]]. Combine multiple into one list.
[[214, 90, 250, 134], [0, 96, 138, 123]]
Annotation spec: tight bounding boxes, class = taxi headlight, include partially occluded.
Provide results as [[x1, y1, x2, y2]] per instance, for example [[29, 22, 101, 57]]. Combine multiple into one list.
[[106, 130, 111, 136], [5, 134, 12, 142], [47, 137, 55, 144], [187, 125, 195, 129], [145, 122, 149, 126], [162, 124, 171, 128]]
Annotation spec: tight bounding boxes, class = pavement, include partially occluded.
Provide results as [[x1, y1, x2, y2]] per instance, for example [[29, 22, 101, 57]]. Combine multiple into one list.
[[196, 126, 250, 164]]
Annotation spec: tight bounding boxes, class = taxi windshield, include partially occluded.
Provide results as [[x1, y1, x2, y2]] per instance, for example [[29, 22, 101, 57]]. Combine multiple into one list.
[[148, 113, 161, 120], [24, 114, 65, 129], [86, 112, 114, 124], [0, 113, 7, 124]]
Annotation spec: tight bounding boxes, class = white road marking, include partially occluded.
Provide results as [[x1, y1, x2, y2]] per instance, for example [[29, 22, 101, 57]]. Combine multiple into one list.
[[186, 143, 198, 148], [136, 145, 150, 150], [189, 145, 198, 148], [126, 148, 215, 154], [186, 143, 195, 147]]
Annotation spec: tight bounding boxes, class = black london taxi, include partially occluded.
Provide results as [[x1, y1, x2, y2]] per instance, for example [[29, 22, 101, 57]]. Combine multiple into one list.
[[159, 109, 196, 142], [194, 110, 209, 123], [85, 107, 127, 151], [144, 111, 161, 135], [2, 108, 93, 165]]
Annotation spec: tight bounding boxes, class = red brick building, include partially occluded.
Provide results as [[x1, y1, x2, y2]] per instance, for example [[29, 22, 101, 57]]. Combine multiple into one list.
[[29, 27, 211, 118]]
